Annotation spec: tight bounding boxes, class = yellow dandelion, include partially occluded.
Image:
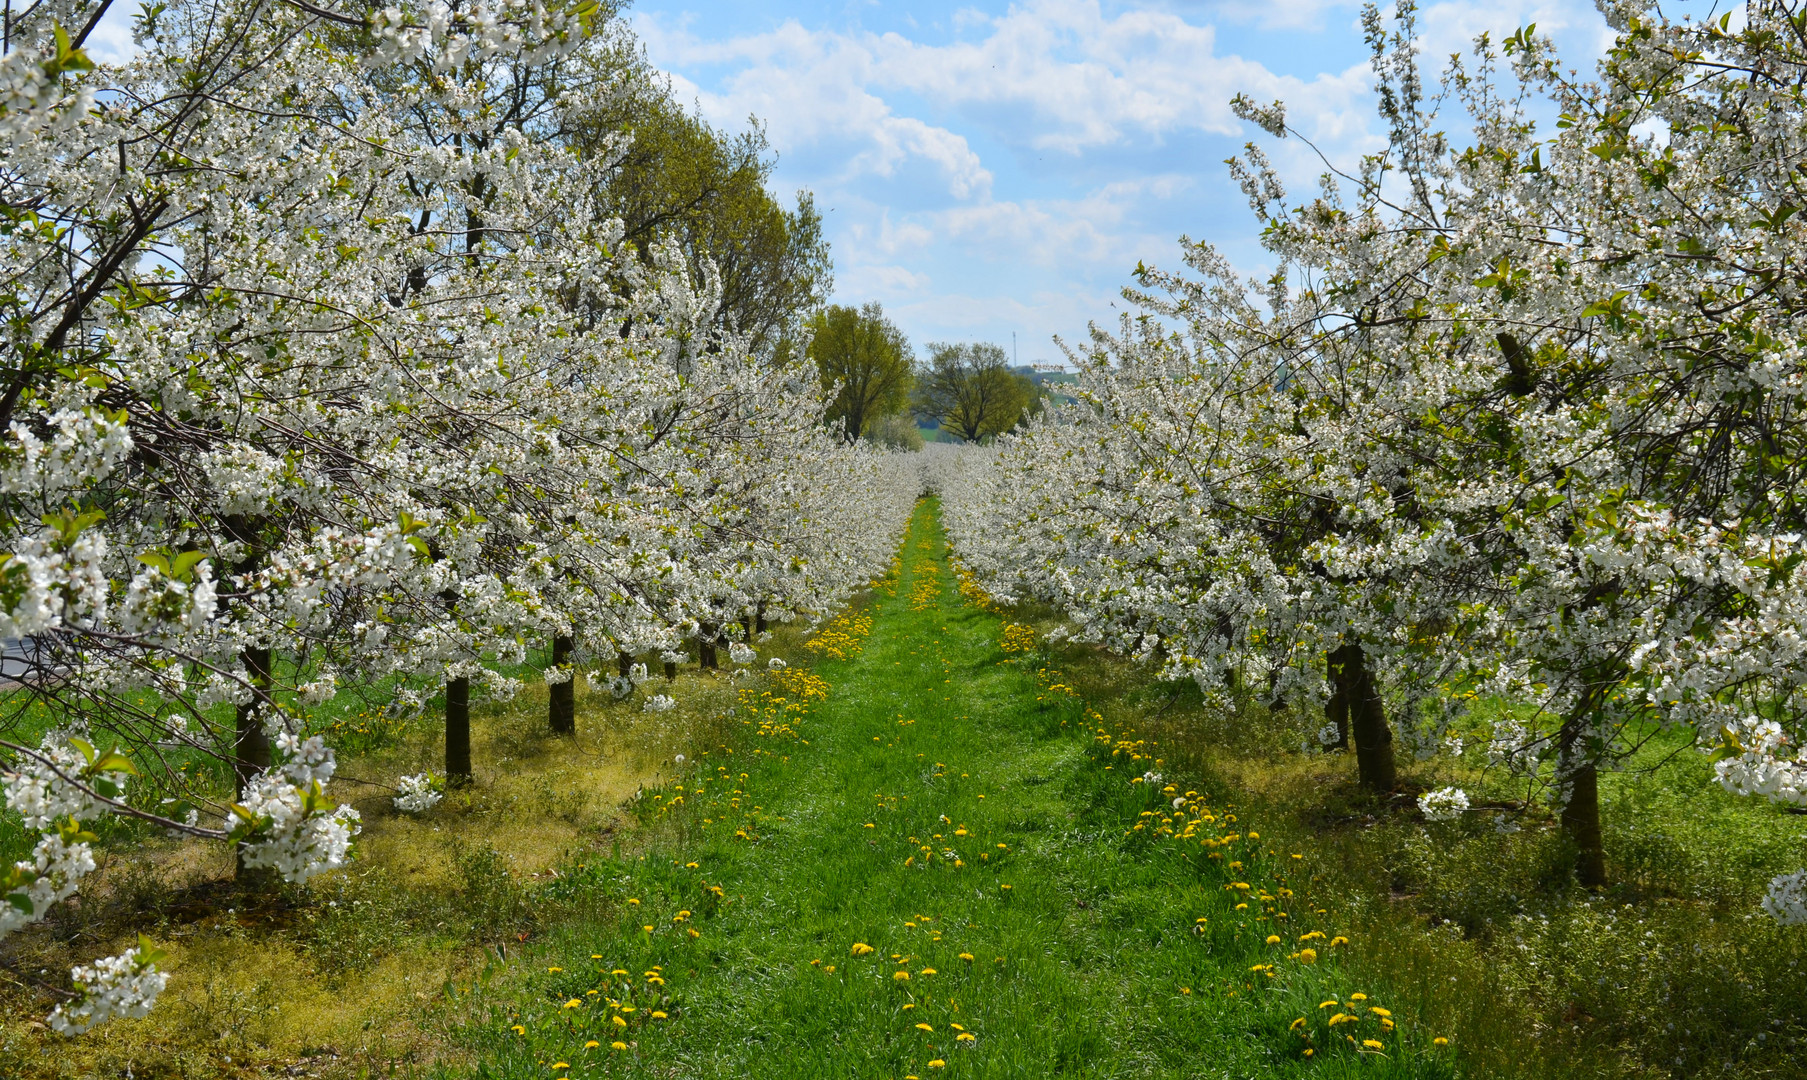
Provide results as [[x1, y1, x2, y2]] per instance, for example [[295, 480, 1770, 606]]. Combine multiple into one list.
[[927, 1061, 946, 1069], [958, 952, 975, 962], [584, 1041, 599, 1049], [916, 1023, 934, 1032], [511, 1025, 526, 1035], [610, 1041, 627, 1051], [920, 968, 937, 976], [851, 942, 875, 957], [1265, 935, 1281, 945], [894, 971, 911, 981], [1433, 1037, 1450, 1047], [1363, 1039, 1384, 1050], [563, 999, 583, 1009], [651, 1011, 668, 1019]]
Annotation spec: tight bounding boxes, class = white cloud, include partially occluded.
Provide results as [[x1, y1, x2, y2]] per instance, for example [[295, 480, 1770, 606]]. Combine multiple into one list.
[[637, 0, 1377, 164]]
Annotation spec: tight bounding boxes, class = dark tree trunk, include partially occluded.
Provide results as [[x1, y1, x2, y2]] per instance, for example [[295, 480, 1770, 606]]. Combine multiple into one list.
[[1329, 643, 1394, 791], [549, 635, 575, 735], [1323, 650, 1350, 750], [755, 602, 768, 634], [698, 625, 718, 670], [664, 659, 677, 681], [447, 676, 472, 784], [1559, 715, 1607, 888], [234, 645, 273, 880], [618, 651, 634, 678], [743, 615, 755, 643]]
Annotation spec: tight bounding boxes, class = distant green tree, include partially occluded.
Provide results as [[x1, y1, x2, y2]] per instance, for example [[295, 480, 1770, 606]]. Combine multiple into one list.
[[864, 412, 925, 451], [805, 303, 915, 444], [916, 342, 1037, 442], [572, 85, 832, 356]]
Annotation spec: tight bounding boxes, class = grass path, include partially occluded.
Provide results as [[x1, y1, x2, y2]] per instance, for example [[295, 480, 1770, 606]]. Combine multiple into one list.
[[468, 501, 1452, 1079]]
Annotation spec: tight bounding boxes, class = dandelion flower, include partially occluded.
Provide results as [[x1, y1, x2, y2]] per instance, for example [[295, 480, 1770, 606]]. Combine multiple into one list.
[[552, 1064, 569, 1070], [1433, 1037, 1450, 1047], [564, 999, 583, 1009], [1363, 1039, 1384, 1050], [511, 1025, 526, 1035], [957, 1032, 976, 1042], [920, 968, 936, 976], [894, 971, 911, 981], [584, 1041, 599, 1049], [612, 1015, 628, 1029], [651, 1011, 668, 1019], [1349, 993, 1367, 1002], [1318, 1001, 1338, 1009], [611, 1041, 627, 1051], [1297, 948, 1317, 963], [851, 943, 876, 957], [927, 1061, 946, 1069], [1265, 935, 1281, 945], [959, 952, 974, 962], [916, 1023, 934, 1032], [1289, 1018, 1306, 1031]]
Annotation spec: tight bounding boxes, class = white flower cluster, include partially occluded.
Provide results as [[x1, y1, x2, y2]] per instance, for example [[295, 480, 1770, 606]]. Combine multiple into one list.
[[767, 657, 787, 670], [392, 774, 443, 815], [643, 695, 677, 713], [1712, 719, 1807, 806], [46, 943, 169, 1036], [1417, 788, 1470, 824], [729, 642, 756, 665], [1762, 871, 1807, 927], [0, 831, 97, 939], [232, 735, 360, 884]]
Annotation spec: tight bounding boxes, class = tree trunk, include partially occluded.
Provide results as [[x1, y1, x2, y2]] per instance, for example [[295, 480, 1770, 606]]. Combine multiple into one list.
[[1323, 650, 1350, 751], [664, 659, 677, 681], [755, 602, 767, 634], [1559, 715, 1607, 888], [743, 615, 755, 643], [447, 676, 472, 785], [234, 645, 273, 880], [698, 625, 718, 670], [549, 635, 575, 735], [1330, 643, 1394, 791], [618, 651, 634, 678]]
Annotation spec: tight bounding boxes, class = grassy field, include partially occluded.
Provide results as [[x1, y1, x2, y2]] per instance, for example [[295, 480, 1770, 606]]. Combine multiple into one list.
[[4, 498, 1805, 1078], [449, 502, 1453, 1079]]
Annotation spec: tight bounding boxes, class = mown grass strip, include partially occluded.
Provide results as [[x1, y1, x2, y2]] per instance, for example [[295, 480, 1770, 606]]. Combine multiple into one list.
[[462, 500, 1456, 1078]]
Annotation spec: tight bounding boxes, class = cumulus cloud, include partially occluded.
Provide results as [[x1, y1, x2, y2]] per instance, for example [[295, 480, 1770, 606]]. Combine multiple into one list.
[[633, 0, 1610, 350]]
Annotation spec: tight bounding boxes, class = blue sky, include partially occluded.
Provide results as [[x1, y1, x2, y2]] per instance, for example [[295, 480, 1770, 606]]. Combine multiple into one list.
[[629, 0, 1622, 365]]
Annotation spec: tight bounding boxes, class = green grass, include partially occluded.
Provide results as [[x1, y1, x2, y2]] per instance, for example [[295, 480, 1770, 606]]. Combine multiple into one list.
[[458, 500, 1455, 1079]]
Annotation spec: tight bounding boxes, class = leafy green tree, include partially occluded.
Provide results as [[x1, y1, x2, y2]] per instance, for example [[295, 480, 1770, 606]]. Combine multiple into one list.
[[864, 412, 925, 451], [916, 342, 1037, 442], [805, 303, 915, 444], [572, 84, 832, 355]]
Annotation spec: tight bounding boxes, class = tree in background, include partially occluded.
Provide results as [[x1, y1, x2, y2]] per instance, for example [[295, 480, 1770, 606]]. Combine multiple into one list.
[[916, 343, 1037, 442], [805, 303, 915, 444], [574, 90, 832, 355], [864, 412, 925, 451]]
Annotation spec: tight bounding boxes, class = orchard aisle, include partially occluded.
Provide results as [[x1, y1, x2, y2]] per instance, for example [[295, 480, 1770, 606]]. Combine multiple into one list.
[[473, 501, 1449, 1079]]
